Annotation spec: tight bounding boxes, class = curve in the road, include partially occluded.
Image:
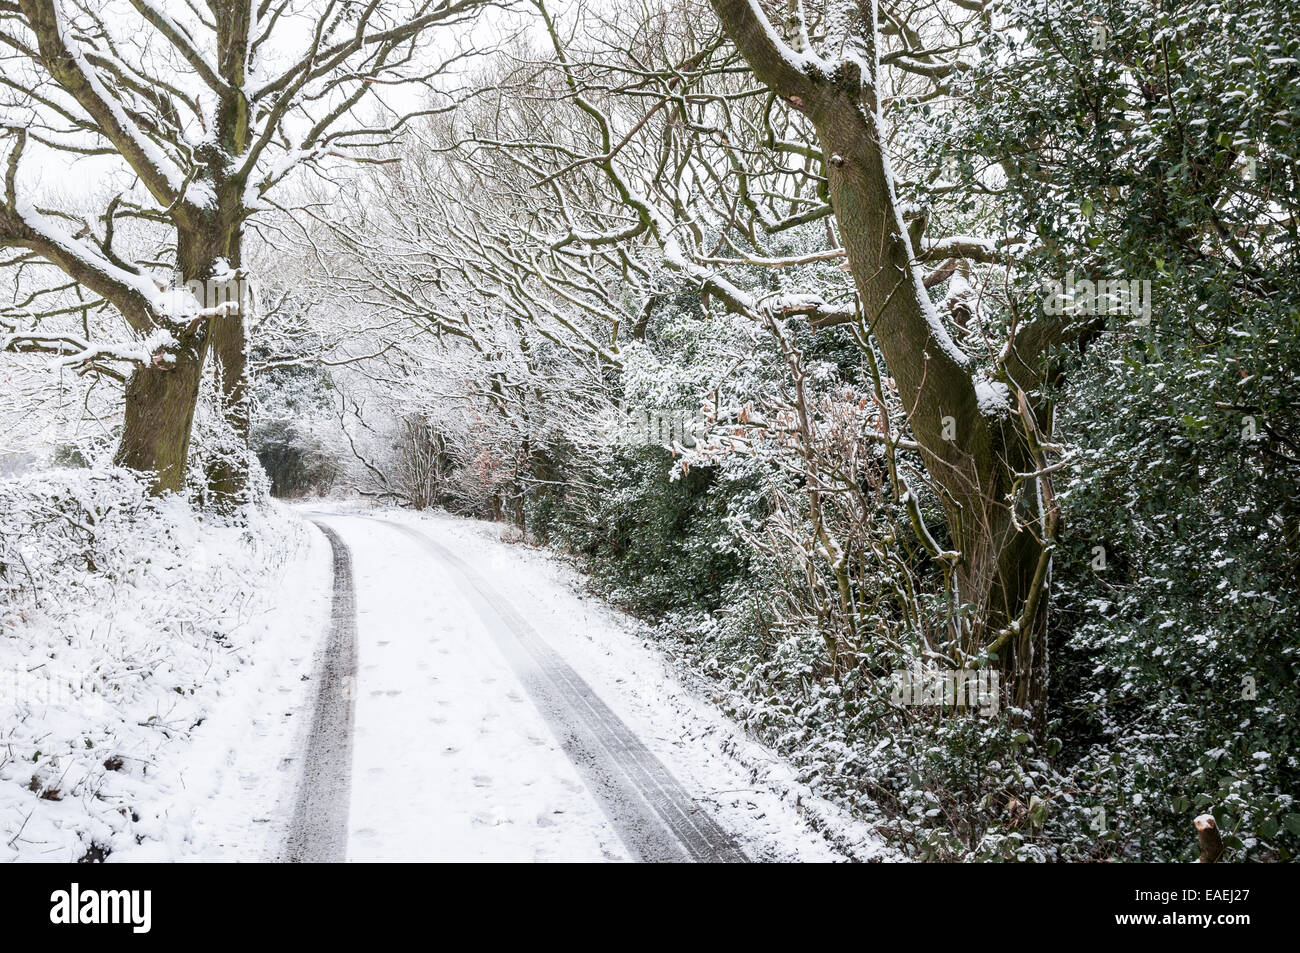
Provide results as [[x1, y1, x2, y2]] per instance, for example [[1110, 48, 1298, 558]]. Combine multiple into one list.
[[379, 518, 748, 864], [282, 520, 359, 862]]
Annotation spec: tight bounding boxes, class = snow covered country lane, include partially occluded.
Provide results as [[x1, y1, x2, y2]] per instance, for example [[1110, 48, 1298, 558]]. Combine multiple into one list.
[[277, 508, 884, 863]]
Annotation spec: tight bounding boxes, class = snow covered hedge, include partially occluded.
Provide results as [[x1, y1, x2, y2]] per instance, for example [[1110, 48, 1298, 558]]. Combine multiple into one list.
[[0, 468, 314, 861]]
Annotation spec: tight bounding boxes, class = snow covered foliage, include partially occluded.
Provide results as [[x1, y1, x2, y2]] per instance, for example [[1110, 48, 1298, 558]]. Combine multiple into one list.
[[0, 468, 319, 861], [520, 299, 1063, 860], [916, 0, 1300, 859]]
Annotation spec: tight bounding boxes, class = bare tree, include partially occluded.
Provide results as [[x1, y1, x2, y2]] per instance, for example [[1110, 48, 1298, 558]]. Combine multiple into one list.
[[0, 0, 496, 503]]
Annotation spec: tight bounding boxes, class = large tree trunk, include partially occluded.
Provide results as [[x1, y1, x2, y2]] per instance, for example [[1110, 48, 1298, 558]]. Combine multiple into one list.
[[205, 14, 254, 509], [114, 345, 207, 495], [111, 234, 249, 505], [822, 78, 1048, 719], [709, 0, 1051, 725]]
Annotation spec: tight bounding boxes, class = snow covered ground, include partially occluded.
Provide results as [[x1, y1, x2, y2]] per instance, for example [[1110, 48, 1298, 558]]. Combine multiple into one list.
[[0, 470, 331, 862], [1, 476, 888, 862]]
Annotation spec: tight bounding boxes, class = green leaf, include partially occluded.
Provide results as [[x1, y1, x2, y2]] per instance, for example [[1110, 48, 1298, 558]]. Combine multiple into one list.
[[1284, 814, 1300, 837]]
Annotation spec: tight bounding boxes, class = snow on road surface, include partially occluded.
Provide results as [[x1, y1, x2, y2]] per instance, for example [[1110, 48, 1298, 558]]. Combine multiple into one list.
[[297, 507, 889, 862], [308, 512, 627, 862], [381, 517, 747, 862]]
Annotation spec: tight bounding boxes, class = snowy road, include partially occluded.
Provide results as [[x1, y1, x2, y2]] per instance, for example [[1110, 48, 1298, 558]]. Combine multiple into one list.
[[380, 518, 747, 862], [286, 510, 877, 863]]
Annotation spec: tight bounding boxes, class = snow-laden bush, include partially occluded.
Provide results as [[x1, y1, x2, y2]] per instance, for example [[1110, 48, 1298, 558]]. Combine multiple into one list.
[[0, 468, 309, 861]]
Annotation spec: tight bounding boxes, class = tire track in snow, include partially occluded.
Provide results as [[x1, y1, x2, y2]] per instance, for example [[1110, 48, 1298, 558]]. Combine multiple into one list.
[[379, 518, 748, 864], [282, 520, 358, 862]]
